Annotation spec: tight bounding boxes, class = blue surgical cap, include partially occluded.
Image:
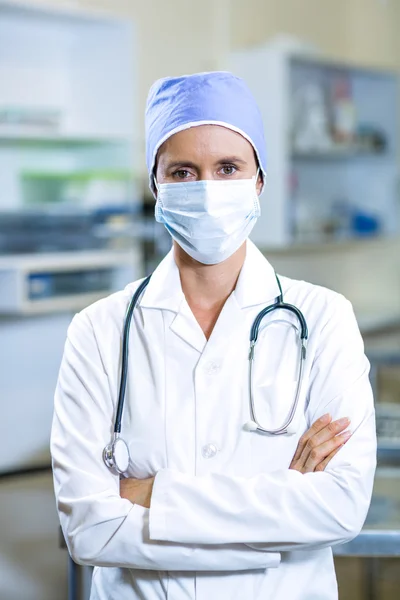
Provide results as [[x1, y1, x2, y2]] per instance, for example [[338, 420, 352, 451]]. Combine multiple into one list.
[[145, 71, 267, 194]]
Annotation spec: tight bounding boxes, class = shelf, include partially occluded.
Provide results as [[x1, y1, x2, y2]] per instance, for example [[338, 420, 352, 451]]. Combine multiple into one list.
[[291, 147, 386, 160], [0, 0, 122, 26], [229, 45, 399, 248], [0, 248, 141, 316], [259, 234, 393, 255], [290, 53, 398, 79], [19, 291, 112, 315], [0, 248, 138, 271], [0, 132, 129, 147]]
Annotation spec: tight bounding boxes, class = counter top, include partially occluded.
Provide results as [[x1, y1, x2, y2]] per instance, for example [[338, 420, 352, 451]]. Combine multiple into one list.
[[0, 248, 139, 270], [356, 312, 400, 336]]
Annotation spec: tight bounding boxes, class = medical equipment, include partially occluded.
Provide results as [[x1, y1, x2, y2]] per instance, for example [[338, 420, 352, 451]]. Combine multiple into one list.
[[103, 273, 308, 474]]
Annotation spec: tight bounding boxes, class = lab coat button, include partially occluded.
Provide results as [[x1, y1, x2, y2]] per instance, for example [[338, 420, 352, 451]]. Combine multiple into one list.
[[201, 443, 218, 459], [204, 361, 221, 375]]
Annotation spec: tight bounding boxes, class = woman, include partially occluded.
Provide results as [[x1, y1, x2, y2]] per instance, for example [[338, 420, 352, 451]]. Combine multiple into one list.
[[51, 72, 376, 600]]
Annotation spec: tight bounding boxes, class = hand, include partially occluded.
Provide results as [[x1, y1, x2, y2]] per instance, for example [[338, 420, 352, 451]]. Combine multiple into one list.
[[290, 413, 351, 474], [120, 476, 155, 508]]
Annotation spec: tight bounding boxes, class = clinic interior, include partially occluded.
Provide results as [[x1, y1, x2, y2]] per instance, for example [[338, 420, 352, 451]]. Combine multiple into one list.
[[1, 0, 400, 598]]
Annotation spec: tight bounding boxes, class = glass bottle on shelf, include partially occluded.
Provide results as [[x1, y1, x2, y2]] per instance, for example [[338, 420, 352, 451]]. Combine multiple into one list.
[[290, 170, 325, 244]]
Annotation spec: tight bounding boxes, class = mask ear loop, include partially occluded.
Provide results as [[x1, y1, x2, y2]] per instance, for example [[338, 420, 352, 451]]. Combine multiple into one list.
[[254, 166, 261, 192], [153, 173, 160, 194], [253, 167, 262, 214]]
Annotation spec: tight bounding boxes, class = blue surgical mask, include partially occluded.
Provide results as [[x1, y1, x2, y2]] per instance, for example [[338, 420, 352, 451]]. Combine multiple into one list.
[[154, 172, 261, 265]]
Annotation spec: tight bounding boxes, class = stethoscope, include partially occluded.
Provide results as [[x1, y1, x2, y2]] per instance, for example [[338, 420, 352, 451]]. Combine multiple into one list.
[[103, 273, 308, 474]]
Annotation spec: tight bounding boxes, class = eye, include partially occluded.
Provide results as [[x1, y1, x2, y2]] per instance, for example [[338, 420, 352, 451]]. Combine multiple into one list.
[[172, 169, 192, 180], [220, 164, 237, 176]]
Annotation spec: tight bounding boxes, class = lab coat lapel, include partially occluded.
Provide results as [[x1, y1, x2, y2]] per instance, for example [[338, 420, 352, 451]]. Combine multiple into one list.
[[139, 248, 206, 353], [169, 298, 207, 353], [203, 240, 284, 360], [203, 291, 244, 356]]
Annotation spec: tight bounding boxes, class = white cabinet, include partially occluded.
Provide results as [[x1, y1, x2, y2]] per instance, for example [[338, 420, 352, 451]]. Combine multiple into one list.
[[229, 44, 399, 248], [0, 0, 138, 211], [0, 2, 141, 473]]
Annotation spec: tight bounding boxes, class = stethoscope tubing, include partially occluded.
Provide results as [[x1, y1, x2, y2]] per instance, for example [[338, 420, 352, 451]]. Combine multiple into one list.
[[247, 290, 308, 435], [106, 271, 308, 473], [114, 275, 152, 434], [250, 302, 308, 345], [248, 334, 307, 435]]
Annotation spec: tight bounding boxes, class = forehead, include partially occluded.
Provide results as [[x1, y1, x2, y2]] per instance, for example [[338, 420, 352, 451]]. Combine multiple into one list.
[[157, 124, 255, 161]]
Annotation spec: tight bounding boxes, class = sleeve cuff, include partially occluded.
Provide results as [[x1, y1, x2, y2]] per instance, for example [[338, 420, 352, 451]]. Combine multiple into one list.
[[148, 468, 171, 541]]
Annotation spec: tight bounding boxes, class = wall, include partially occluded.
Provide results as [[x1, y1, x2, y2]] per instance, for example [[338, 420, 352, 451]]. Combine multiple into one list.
[[344, 0, 400, 69], [231, 0, 349, 60], [78, 0, 221, 135], [231, 0, 400, 69]]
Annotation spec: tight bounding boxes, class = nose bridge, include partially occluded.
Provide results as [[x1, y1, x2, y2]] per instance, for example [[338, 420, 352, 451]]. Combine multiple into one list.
[[197, 167, 218, 181]]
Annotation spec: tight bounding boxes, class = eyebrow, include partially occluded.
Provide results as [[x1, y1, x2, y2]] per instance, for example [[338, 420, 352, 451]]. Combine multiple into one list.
[[165, 157, 248, 170], [166, 161, 198, 171], [215, 156, 248, 165]]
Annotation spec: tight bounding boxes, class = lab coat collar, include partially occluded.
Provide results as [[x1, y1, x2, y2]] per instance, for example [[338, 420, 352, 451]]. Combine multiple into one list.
[[139, 239, 281, 311], [140, 247, 183, 312], [234, 240, 281, 308]]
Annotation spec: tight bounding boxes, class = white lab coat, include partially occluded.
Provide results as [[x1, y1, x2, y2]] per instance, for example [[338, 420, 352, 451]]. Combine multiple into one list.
[[51, 240, 376, 600]]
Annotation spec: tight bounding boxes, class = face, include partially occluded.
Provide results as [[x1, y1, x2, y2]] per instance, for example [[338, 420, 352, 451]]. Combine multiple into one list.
[[155, 124, 263, 194]]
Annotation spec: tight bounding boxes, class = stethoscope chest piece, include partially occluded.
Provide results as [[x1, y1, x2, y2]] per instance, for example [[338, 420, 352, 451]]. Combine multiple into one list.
[[243, 418, 299, 435], [103, 435, 130, 474]]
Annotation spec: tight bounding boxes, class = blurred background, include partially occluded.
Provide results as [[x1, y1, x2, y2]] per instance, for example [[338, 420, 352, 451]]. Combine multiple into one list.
[[0, 0, 400, 598]]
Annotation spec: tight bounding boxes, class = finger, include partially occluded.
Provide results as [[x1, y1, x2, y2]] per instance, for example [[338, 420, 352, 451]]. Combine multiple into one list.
[[315, 417, 351, 445], [290, 415, 350, 470], [295, 419, 341, 469], [315, 444, 344, 472], [299, 417, 351, 465], [302, 429, 351, 472], [303, 431, 352, 473], [290, 413, 332, 464]]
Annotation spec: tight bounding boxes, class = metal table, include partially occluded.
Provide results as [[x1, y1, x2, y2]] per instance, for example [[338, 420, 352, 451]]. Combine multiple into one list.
[[333, 467, 400, 600], [334, 529, 400, 557]]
